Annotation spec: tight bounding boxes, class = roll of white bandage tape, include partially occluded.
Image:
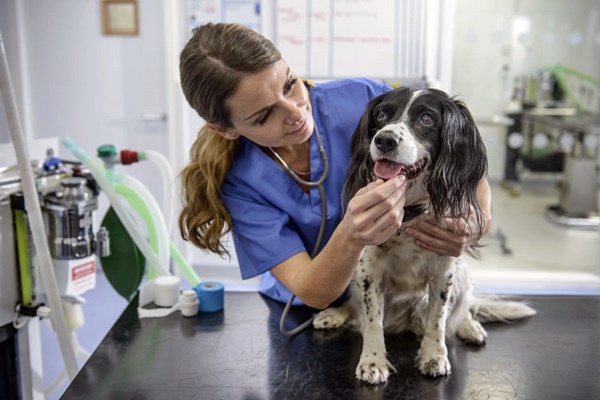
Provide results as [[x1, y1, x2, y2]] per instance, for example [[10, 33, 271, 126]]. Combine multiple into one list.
[[154, 276, 181, 307]]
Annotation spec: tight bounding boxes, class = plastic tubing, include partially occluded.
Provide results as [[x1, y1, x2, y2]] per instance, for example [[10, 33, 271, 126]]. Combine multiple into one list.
[[115, 183, 200, 286], [113, 184, 162, 280], [1, 30, 79, 378], [170, 240, 200, 287], [116, 175, 169, 278], [140, 150, 175, 235], [62, 137, 171, 277]]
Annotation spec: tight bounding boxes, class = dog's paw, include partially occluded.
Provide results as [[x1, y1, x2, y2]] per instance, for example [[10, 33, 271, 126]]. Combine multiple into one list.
[[355, 354, 393, 384], [457, 318, 487, 345], [417, 354, 452, 377], [313, 307, 348, 329]]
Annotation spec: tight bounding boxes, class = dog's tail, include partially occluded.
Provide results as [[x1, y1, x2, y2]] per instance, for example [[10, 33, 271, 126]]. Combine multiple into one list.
[[471, 295, 536, 323]]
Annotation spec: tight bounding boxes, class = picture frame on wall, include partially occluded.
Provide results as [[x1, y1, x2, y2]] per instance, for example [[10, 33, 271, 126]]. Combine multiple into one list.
[[102, 0, 139, 36]]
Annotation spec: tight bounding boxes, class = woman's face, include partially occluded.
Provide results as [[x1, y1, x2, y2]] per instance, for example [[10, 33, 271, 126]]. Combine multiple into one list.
[[212, 60, 314, 149]]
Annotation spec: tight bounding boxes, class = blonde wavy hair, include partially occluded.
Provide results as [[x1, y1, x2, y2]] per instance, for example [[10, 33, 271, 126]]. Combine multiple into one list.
[[178, 23, 281, 256]]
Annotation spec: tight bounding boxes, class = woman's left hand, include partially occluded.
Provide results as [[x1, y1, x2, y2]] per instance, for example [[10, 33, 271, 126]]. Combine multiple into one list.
[[404, 207, 490, 257], [406, 178, 493, 257]]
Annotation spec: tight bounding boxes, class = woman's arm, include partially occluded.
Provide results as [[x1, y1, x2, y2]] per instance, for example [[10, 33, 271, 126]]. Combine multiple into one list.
[[272, 176, 408, 309], [404, 178, 492, 257]]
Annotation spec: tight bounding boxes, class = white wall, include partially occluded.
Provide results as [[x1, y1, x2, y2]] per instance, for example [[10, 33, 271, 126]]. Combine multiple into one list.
[[511, 0, 599, 79]]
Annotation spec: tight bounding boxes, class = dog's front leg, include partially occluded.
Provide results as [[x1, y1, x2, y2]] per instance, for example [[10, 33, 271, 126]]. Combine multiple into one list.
[[417, 256, 455, 377], [354, 252, 393, 384]]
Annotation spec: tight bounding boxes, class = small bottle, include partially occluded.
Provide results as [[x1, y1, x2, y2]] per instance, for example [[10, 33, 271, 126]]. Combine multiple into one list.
[[179, 290, 200, 317]]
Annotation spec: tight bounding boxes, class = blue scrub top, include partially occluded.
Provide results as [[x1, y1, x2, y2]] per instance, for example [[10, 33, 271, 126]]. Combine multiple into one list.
[[222, 78, 391, 305]]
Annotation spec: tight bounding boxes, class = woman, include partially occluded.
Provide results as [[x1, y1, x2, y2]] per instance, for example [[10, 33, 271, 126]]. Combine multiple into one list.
[[178, 23, 491, 310]]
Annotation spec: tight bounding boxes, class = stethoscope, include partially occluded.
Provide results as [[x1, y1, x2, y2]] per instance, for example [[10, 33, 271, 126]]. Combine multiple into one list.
[[268, 122, 330, 336]]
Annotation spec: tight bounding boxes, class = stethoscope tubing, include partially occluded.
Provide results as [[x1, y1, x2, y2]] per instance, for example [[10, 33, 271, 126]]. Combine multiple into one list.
[[270, 124, 329, 336]]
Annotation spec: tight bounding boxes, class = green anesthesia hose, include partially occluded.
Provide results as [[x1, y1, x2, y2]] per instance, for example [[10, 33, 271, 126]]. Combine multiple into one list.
[[170, 241, 199, 286]]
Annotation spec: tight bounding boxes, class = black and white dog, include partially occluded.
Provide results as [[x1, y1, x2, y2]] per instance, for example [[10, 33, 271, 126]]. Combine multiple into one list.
[[313, 87, 535, 384]]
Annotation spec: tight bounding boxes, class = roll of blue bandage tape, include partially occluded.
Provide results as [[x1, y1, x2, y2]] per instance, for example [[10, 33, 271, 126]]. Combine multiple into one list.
[[194, 281, 225, 312]]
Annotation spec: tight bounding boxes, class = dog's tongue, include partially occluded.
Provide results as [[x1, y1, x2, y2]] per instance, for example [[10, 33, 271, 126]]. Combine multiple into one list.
[[374, 160, 404, 180]]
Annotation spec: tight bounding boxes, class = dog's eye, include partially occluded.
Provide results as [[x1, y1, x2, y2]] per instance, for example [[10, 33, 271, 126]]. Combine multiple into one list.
[[420, 113, 434, 125], [376, 109, 388, 123]]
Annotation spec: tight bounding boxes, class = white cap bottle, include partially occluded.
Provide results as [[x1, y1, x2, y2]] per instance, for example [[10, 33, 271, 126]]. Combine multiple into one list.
[[179, 290, 200, 317]]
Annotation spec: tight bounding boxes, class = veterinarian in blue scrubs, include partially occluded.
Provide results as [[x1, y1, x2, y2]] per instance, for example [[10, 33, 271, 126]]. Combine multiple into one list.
[[178, 23, 492, 309]]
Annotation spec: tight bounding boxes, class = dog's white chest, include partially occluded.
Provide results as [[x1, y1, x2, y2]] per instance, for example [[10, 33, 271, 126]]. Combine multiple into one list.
[[361, 229, 433, 292]]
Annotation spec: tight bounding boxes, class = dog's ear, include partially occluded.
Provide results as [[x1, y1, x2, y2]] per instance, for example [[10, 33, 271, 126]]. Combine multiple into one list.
[[342, 96, 382, 209], [426, 94, 488, 237]]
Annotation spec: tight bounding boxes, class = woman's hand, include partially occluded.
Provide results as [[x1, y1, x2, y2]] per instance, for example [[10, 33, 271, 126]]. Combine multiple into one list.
[[405, 179, 492, 257], [404, 212, 481, 257], [341, 176, 408, 247]]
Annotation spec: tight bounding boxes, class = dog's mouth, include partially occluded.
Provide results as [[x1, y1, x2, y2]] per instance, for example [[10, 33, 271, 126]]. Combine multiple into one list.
[[374, 158, 428, 180]]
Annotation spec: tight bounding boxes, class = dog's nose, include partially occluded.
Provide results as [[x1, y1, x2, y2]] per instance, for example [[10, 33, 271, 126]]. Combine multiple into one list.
[[374, 131, 400, 154]]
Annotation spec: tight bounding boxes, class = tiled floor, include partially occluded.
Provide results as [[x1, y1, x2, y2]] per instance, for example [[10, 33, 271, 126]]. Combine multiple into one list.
[[40, 180, 600, 399]]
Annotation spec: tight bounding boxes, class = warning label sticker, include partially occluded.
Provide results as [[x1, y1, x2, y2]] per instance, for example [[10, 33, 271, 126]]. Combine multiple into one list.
[[72, 261, 96, 281]]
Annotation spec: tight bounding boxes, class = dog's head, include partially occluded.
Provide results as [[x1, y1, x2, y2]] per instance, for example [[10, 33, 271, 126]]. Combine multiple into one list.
[[344, 86, 488, 237]]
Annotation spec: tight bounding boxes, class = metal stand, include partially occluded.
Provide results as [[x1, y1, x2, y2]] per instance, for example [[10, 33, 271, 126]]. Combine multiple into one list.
[[546, 157, 599, 229], [546, 205, 600, 229]]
